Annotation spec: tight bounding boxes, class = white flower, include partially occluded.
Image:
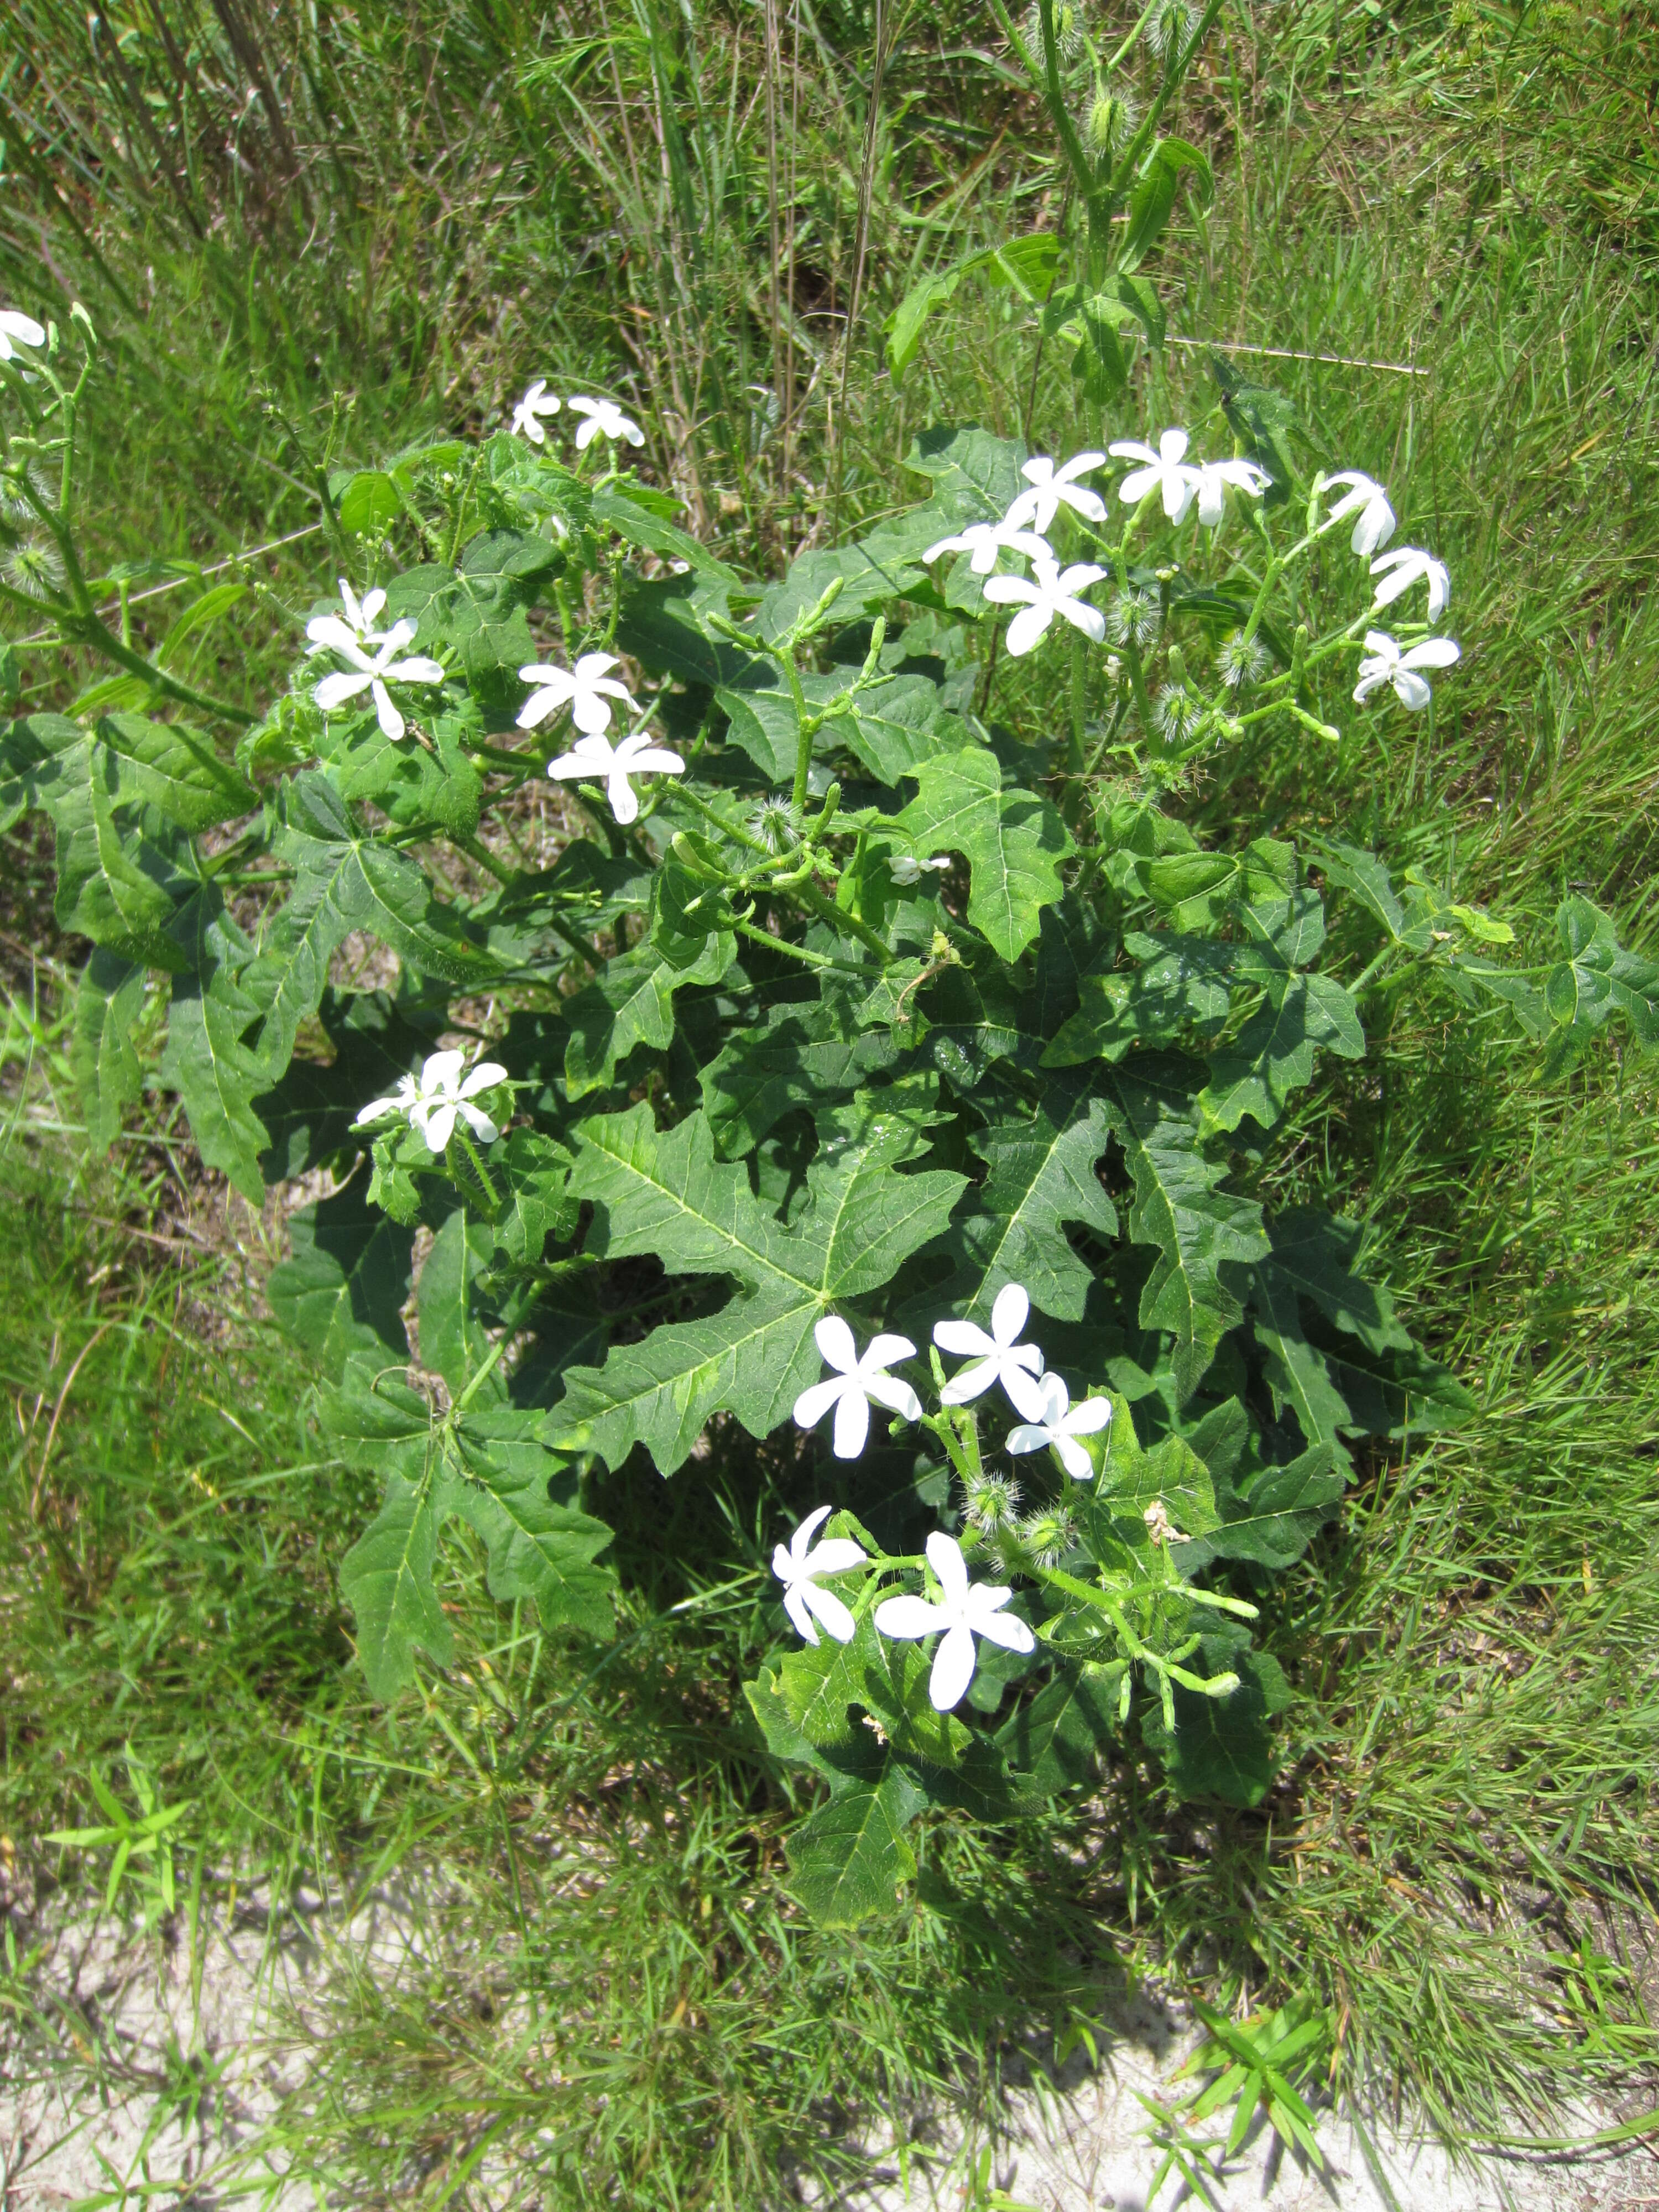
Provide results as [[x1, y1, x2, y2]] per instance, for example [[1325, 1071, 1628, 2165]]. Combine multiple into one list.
[[1318, 469, 1396, 558], [1005, 1373, 1113, 1482], [311, 619, 446, 741], [1110, 428, 1199, 523], [873, 1531, 1035, 1713], [1004, 451, 1108, 535], [0, 309, 46, 362], [518, 651, 639, 738], [982, 555, 1108, 657], [510, 378, 561, 445], [772, 1506, 869, 1646], [922, 519, 1053, 575], [353, 1049, 509, 1155], [1370, 545, 1451, 622], [889, 853, 951, 888], [1352, 629, 1461, 713], [545, 728, 685, 826], [305, 578, 389, 655], [568, 395, 645, 450], [792, 1316, 922, 1461], [932, 1282, 1046, 1420], [1191, 456, 1271, 529]]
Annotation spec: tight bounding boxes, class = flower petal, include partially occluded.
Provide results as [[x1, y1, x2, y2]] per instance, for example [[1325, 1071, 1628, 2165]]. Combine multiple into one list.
[[800, 1537, 867, 1578], [606, 770, 640, 824], [792, 1378, 846, 1432], [813, 1314, 858, 1373], [458, 1062, 509, 1097], [1063, 1396, 1113, 1436], [990, 1282, 1030, 1348], [925, 1530, 970, 1610], [1392, 668, 1432, 712], [572, 689, 615, 736], [1005, 1422, 1054, 1456], [831, 1384, 870, 1459], [932, 1319, 994, 1357], [980, 574, 1037, 608], [1001, 1365, 1050, 1423], [1004, 602, 1050, 657], [314, 670, 372, 711], [783, 1584, 819, 1645], [974, 1608, 1036, 1655], [371, 681, 406, 741], [864, 1373, 921, 1424], [423, 1102, 458, 1154], [927, 1624, 978, 1712], [873, 1593, 946, 1640], [861, 1332, 917, 1374], [940, 1359, 997, 1406], [1054, 1432, 1097, 1480], [788, 1505, 833, 1563], [800, 1581, 857, 1644]]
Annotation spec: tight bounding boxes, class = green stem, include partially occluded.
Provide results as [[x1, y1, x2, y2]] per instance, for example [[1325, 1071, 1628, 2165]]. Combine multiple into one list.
[[792, 878, 891, 965], [451, 1123, 502, 1215], [735, 919, 870, 975]]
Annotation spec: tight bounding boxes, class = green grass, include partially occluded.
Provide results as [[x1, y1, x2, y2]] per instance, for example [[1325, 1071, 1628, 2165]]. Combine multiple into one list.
[[3, 0, 1658, 2198]]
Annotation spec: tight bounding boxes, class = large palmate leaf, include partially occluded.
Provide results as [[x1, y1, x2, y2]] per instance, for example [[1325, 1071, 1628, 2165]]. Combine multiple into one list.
[[2, 708, 253, 836], [552, 1102, 966, 1472], [931, 1071, 1118, 1322], [1141, 1641, 1290, 1807], [562, 912, 736, 1098], [417, 1209, 502, 1399], [1178, 1444, 1344, 1571], [444, 1405, 617, 1642], [785, 1767, 924, 1926], [159, 888, 270, 1202], [267, 1175, 414, 1380], [1099, 1056, 1268, 1401], [340, 1464, 457, 1702], [995, 1665, 1123, 1795], [1196, 900, 1366, 1135], [893, 745, 1072, 961], [700, 995, 898, 1159]]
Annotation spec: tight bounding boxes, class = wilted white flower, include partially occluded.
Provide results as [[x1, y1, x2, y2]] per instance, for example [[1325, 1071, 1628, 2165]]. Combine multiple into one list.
[[545, 728, 685, 825], [983, 554, 1108, 657], [933, 1282, 1046, 1420], [510, 378, 562, 445], [1370, 545, 1451, 622], [873, 1531, 1035, 1713], [922, 519, 1053, 575], [1191, 455, 1271, 529], [772, 1506, 868, 1646], [889, 852, 951, 887], [1107, 587, 1161, 647], [1219, 628, 1270, 688], [1318, 469, 1396, 557], [1352, 628, 1461, 713], [0, 308, 45, 362], [793, 1316, 922, 1460], [306, 579, 388, 655], [353, 1049, 509, 1155], [518, 651, 639, 738], [1110, 428, 1199, 523], [568, 395, 645, 450], [1005, 1373, 1113, 1481], [312, 619, 446, 741], [1004, 452, 1108, 535]]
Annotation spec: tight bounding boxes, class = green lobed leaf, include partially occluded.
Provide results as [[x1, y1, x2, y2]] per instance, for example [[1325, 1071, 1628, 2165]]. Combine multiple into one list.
[[785, 1765, 924, 1926], [562, 916, 735, 1099], [159, 888, 270, 1202], [1099, 1057, 1269, 1402], [446, 1407, 617, 1639], [340, 1467, 456, 1702], [700, 995, 898, 1160], [995, 1664, 1124, 1795], [551, 1101, 966, 1473], [268, 1175, 415, 1381], [893, 745, 1072, 962], [1141, 1642, 1290, 1808], [418, 1209, 503, 1400], [70, 948, 147, 1152]]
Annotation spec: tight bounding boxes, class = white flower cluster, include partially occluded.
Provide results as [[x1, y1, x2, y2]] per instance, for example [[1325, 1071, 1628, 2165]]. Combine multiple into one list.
[[780, 1284, 1112, 1708], [306, 578, 446, 741], [509, 380, 645, 452], [919, 432, 1462, 713], [354, 1048, 508, 1154]]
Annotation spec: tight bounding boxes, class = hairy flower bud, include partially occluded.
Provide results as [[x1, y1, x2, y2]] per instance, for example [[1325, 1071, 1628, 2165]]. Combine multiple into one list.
[[1020, 1507, 1076, 1569], [963, 1470, 1022, 1534]]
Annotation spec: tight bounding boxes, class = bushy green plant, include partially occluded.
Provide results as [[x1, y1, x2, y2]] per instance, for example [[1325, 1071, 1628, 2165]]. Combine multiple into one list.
[[4, 48, 1657, 1922]]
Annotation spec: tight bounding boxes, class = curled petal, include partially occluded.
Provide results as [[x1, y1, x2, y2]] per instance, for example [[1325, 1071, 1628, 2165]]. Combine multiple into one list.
[[788, 1506, 833, 1563], [1392, 669, 1433, 712], [456, 1102, 500, 1144]]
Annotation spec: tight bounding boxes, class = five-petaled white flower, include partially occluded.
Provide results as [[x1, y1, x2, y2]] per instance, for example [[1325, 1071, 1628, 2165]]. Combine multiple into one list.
[[982, 555, 1108, 657], [889, 852, 951, 887], [1110, 428, 1200, 523], [353, 1049, 509, 1155], [933, 1282, 1046, 1420], [568, 395, 645, 450], [1352, 629, 1460, 713], [306, 579, 389, 655], [1191, 455, 1271, 529], [518, 651, 639, 738], [922, 519, 1053, 575], [773, 1506, 868, 1646], [793, 1316, 922, 1460], [510, 378, 562, 445], [311, 619, 446, 741], [545, 728, 685, 825], [873, 1531, 1036, 1713], [0, 308, 45, 362], [1319, 469, 1396, 557], [1004, 451, 1108, 535], [1005, 1373, 1113, 1482], [1370, 545, 1451, 622]]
